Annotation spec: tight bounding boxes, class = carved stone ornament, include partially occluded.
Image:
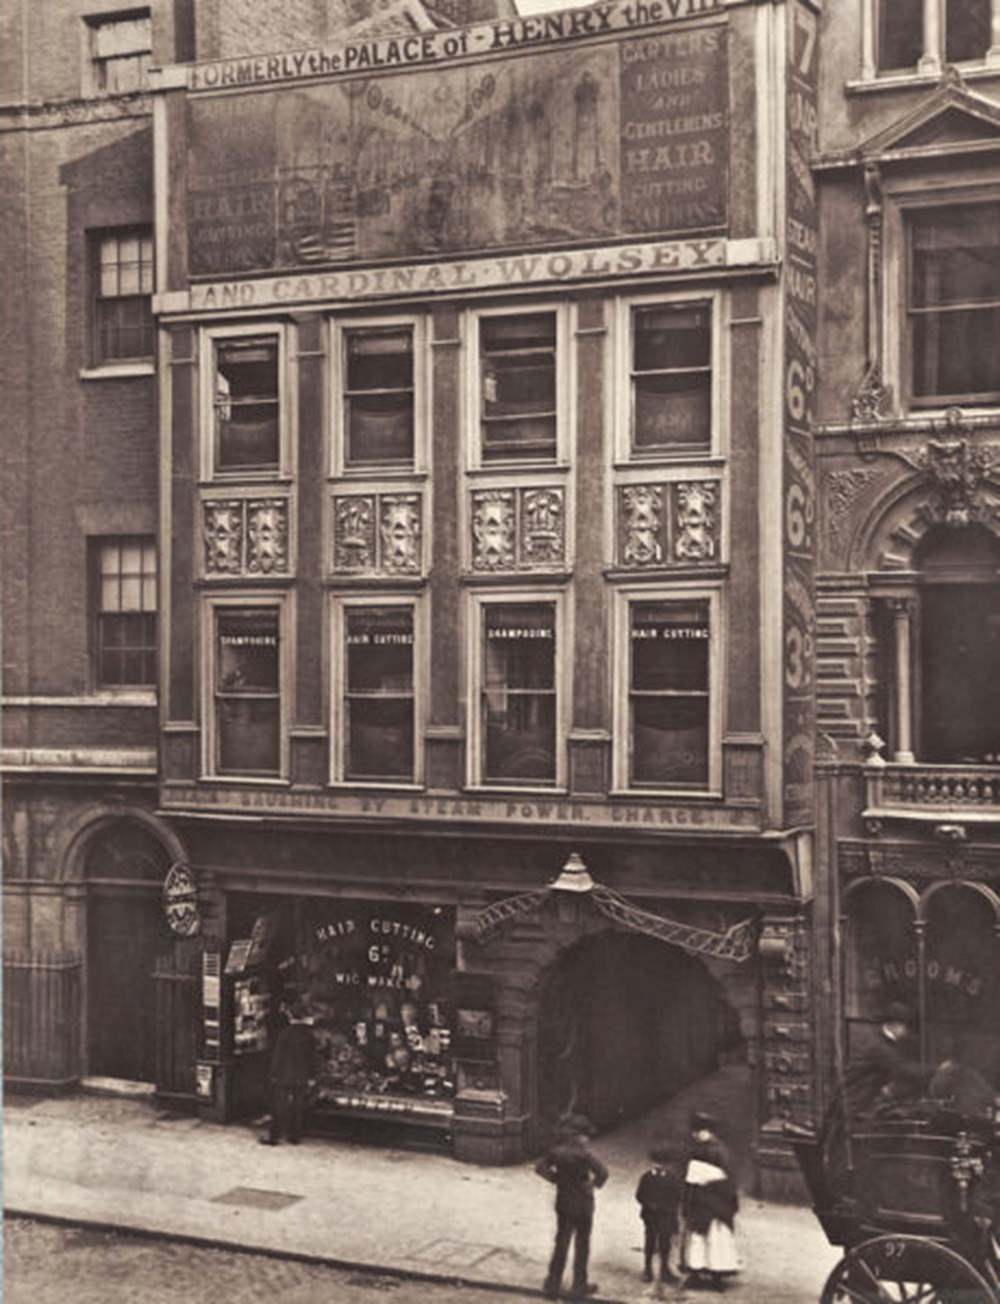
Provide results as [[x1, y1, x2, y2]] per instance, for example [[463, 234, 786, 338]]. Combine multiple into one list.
[[520, 488, 565, 566], [825, 467, 880, 547], [334, 495, 376, 572], [917, 431, 993, 528], [380, 494, 421, 574], [620, 485, 664, 566], [203, 501, 244, 575], [246, 499, 289, 574], [675, 481, 718, 561], [471, 490, 516, 571], [850, 363, 893, 423]]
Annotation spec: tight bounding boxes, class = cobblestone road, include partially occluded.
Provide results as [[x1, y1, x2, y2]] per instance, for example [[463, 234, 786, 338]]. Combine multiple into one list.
[[3, 1219, 538, 1304]]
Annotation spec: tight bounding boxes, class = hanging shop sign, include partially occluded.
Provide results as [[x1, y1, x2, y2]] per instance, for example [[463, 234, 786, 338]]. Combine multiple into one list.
[[163, 861, 201, 937]]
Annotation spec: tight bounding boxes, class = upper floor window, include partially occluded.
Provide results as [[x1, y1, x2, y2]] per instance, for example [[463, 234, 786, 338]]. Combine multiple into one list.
[[614, 591, 719, 793], [333, 318, 424, 473], [876, 0, 991, 72], [93, 230, 154, 364], [630, 301, 712, 456], [469, 596, 564, 788], [206, 328, 285, 476], [87, 11, 152, 94], [93, 537, 157, 688], [907, 204, 1000, 407], [334, 602, 418, 784], [476, 310, 560, 465], [212, 605, 283, 777]]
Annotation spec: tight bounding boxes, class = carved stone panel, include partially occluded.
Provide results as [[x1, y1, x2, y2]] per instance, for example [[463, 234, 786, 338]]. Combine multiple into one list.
[[332, 492, 424, 576], [246, 499, 289, 575], [204, 500, 244, 576], [616, 480, 720, 568], [471, 490, 516, 571], [204, 498, 290, 577], [470, 486, 566, 572]]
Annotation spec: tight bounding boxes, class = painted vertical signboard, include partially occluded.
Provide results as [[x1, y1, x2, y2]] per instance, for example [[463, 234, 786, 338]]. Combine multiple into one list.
[[782, 0, 818, 826]]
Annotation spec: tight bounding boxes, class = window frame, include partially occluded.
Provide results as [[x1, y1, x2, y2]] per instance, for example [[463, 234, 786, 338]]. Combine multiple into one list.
[[330, 312, 428, 478], [884, 185, 1000, 416], [201, 591, 292, 782], [83, 8, 152, 97], [862, 0, 995, 80], [611, 584, 723, 797], [90, 226, 155, 368], [465, 302, 572, 471], [329, 592, 426, 788], [465, 588, 570, 792], [200, 322, 292, 482], [613, 289, 725, 464], [91, 535, 158, 691]]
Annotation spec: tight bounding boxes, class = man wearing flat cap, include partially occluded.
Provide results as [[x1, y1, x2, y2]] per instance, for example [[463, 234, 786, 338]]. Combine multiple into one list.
[[535, 1113, 608, 1300]]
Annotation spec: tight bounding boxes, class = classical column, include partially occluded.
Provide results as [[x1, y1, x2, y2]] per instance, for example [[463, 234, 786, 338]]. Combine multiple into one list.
[[918, 0, 942, 74], [988, 0, 1000, 63], [890, 599, 915, 764]]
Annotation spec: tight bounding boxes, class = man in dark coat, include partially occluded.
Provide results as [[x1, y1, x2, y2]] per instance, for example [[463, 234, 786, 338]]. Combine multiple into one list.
[[261, 1003, 315, 1146], [535, 1114, 608, 1301]]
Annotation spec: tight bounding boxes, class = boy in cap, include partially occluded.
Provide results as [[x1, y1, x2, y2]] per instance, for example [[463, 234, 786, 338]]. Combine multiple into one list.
[[535, 1113, 608, 1301], [636, 1143, 683, 1285]]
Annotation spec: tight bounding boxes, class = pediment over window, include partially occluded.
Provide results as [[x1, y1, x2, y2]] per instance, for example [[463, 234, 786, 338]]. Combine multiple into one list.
[[859, 78, 1000, 161]]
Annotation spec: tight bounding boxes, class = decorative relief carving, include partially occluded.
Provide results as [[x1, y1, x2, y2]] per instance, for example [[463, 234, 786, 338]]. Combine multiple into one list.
[[380, 495, 421, 574], [621, 485, 664, 566], [617, 481, 721, 568], [916, 431, 993, 529], [675, 481, 717, 561], [521, 489, 564, 565], [246, 499, 289, 574], [825, 468, 880, 547], [203, 501, 244, 575], [850, 363, 893, 424], [334, 495, 376, 572], [471, 490, 516, 571]]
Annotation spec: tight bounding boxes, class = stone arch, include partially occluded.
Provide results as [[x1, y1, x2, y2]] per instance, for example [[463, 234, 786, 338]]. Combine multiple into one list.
[[919, 877, 1000, 927], [54, 802, 187, 884]]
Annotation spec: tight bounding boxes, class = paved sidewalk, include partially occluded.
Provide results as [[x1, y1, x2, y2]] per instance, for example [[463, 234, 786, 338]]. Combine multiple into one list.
[[3, 1092, 839, 1302]]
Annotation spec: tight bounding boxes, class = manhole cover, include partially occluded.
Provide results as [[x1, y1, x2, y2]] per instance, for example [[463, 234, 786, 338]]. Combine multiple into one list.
[[212, 1186, 303, 1211], [407, 1240, 501, 1269]]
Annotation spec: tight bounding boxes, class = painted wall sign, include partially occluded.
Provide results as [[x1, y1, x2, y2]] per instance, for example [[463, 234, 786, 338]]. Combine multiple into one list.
[[781, 0, 818, 828], [159, 783, 763, 832], [184, 20, 729, 277], [163, 861, 201, 937], [185, 1, 726, 93], [167, 236, 776, 316]]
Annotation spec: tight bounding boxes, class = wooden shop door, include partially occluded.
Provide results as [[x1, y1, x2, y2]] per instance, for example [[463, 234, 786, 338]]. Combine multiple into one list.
[[88, 886, 162, 1082]]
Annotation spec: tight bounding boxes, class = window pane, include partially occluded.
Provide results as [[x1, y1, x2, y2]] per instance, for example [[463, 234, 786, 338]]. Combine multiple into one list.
[[217, 611, 279, 692], [482, 415, 557, 461], [634, 375, 711, 450], [911, 206, 1000, 307], [633, 304, 711, 371], [346, 608, 413, 693], [878, 0, 923, 70], [632, 695, 709, 787], [142, 576, 157, 609], [920, 583, 1000, 763], [101, 576, 120, 611], [120, 576, 141, 610], [912, 306, 1000, 398], [100, 264, 119, 297], [482, 604, 556, 784], [480, 314, 556, 463], [485, 605, 555, 690], [346, 395, 413, 464], [346, 329, 412, 390], [631, 603, 710, 692], [347, 699, 414, 780], [218, 698, 280, 773], [98, 612, 156, 686], [946, 0, 991, 61], [216, 337, 280, 469]]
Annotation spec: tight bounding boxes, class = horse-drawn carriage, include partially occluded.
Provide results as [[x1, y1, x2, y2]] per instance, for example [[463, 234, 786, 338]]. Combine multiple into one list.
[[790, 1105, 1000, 1301]]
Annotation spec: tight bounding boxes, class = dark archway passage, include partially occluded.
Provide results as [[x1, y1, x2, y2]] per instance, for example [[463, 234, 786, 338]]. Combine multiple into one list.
[[537, 931, 743, 1137]]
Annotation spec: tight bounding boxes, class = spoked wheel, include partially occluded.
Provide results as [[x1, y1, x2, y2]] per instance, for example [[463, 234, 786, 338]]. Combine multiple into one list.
[[820, 1234, 996, 1304]]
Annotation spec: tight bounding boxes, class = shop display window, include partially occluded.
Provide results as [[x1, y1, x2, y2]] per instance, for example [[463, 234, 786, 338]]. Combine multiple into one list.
[[213, 335, 281, 472], [481, 602, 557, 785], [214, 608, 281, 775], [286, 904, 456, 1105], [479, 311, 558, 463], [343, 326, 415, 468], [628, 600, 710, 789], [630, 301, 712, 455], [344, 606, 415, 782]]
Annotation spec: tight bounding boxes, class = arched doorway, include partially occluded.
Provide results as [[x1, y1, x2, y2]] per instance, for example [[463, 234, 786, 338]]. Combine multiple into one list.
[[85, 821, 171, 1083], [537, 931, 742, 1135]]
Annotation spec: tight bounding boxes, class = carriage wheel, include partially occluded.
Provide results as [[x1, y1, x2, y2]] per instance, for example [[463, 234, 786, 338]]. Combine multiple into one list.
[[820, 1234, 995, 1303]]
